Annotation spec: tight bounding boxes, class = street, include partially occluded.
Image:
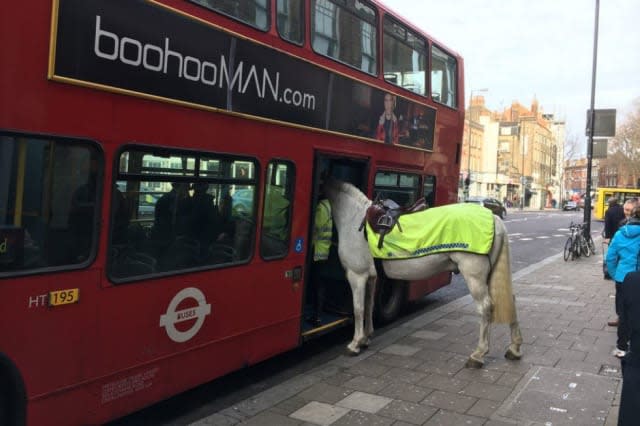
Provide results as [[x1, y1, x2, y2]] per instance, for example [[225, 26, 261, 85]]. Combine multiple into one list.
[[108, 210, 605, 426]]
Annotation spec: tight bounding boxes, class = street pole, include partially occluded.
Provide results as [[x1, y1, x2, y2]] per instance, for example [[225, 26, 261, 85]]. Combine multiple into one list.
[[464, 88, 488, 201], [520, 124, 525, 210], [584, 0, 599, 236]]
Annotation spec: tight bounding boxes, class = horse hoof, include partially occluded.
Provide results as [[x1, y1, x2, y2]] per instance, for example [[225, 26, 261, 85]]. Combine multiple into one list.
[[505, 349, 522, 361], [346, 344, 361, 356], [465, 358, 483, 369]]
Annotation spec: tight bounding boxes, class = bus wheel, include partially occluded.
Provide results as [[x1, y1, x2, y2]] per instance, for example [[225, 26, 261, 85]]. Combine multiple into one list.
[[0, 369, 25, 426], [0, 376, 9, 426], [374, 277, 406, 324]]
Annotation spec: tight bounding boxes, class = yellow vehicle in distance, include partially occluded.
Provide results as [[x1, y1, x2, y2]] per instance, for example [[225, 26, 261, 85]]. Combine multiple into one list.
[[593, 187, 640, 220]]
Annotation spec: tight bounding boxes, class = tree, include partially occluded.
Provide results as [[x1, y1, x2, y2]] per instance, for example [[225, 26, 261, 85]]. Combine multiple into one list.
[[563, 132, 582, 161], [607, 98, 640, 187]]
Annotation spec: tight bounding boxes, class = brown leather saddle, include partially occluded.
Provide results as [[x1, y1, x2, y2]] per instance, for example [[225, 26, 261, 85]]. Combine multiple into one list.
[[360, 197, 428, 249]]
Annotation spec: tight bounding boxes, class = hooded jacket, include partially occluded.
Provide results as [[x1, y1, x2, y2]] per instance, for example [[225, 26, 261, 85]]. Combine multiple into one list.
[[606, 218, 640, 283]]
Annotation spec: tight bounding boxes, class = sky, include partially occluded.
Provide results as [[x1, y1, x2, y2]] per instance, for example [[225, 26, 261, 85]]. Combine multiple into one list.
[[381, 0, 640, 147]]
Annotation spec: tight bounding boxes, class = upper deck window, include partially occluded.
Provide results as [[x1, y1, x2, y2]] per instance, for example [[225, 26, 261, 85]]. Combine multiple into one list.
[[311, 0, 377, 75], [383, 16, 427, 96], [431, 45, 458, 108], [277, 0, 304, 45], [190, 0, 269, 31]]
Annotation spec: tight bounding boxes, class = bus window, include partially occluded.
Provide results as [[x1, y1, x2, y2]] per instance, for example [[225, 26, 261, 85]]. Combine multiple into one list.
[[190, 0, 270, 31], [431, 45, 458, 108], [109, 148, 257, 280], [261, 161, 295, 259], [277, 0, 304, 45], [373, 171, 420, 207], [0, 133, 101, 275], [383, 16, 427, 96], [311, 0, 377, 75]]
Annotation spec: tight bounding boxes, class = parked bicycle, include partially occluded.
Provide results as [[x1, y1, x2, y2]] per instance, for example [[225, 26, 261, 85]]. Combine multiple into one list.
[[563, 222, 596, 261]]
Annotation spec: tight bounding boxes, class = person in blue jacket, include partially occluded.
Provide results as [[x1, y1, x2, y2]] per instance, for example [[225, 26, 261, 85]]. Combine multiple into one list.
[[606, 206, 640, 359]]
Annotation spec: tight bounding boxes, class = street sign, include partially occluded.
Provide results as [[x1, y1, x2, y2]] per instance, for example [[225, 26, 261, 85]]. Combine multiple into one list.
[[586, 109, 616, 137], [593, 138, 608, 159]]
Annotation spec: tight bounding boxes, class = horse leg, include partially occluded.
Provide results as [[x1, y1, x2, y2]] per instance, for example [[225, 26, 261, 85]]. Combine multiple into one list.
[[463, 272, 492, 369], [505, 296, 523, 360], [346, 269, 369, 355], [361, 275, 377, 347]]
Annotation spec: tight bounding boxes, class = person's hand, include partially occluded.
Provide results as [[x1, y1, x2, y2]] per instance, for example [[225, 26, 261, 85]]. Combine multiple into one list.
[[603, 238, 610, 244], [379, 113, 386, 125]]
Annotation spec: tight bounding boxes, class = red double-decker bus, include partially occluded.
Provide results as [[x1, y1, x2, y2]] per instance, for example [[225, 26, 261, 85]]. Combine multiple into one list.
[[0, 0, 464, 424]]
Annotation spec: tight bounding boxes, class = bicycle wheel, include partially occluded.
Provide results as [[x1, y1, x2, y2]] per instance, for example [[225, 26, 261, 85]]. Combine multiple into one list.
[[581, 236, 591, 257], [572, 239, 581, 259], [586, 234, 596, 255], [564, 237, 573, 261]]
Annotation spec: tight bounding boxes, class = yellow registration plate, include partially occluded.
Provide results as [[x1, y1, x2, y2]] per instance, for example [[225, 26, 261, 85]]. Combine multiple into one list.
[[48, 288, 80, 306]]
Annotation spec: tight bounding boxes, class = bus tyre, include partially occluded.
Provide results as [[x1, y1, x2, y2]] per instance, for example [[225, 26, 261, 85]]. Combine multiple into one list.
[[374, 277, 406, 324], [0, 376, 10, 426], [0, 368, 25, 426]]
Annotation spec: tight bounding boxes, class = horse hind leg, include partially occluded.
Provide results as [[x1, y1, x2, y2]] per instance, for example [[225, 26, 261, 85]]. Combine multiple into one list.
[[346, 269, 371, 355]]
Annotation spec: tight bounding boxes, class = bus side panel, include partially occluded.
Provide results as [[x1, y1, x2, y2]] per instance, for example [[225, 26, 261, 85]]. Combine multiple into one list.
[[0, 270, 100, 396], [90, 214, 305, 423]]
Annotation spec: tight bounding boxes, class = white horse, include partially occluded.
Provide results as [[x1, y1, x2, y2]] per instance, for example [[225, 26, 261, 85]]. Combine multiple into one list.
[[323, 178, 522, 368]]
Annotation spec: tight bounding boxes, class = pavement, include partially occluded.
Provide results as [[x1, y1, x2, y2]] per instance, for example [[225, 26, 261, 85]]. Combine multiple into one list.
[[191, 240, 622, 426]]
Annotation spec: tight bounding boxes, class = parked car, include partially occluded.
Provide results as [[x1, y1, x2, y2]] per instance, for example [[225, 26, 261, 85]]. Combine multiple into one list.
[[579, 197, 589, 209], [464, 196, 507, 218], [563, 200, 579, 211]]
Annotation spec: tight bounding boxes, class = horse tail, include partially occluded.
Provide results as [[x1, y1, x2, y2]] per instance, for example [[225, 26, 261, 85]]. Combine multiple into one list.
[[489, 223, 516, 324]]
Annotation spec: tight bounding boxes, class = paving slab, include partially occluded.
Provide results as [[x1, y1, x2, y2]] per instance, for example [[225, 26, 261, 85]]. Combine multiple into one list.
[[494, 366, 618, 425], [289, 401, 349, 426]]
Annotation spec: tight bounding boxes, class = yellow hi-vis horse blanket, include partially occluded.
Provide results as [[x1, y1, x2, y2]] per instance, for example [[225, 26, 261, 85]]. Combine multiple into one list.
[[365, 203, 494, 259]]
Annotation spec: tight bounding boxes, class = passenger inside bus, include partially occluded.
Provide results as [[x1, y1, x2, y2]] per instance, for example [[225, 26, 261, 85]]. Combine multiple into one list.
[[261, 185, 290, 257], [190, 182, 219, 260], [153, 182, 195, 270], [68, 156, 99, 262]]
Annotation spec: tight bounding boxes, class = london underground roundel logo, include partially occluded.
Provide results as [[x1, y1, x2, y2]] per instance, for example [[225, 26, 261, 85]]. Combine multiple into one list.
[[160, 287, 211, 343]]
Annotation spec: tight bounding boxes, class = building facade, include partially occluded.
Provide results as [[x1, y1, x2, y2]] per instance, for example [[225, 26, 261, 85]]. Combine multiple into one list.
[[460, 97, 564, 209]]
